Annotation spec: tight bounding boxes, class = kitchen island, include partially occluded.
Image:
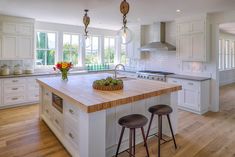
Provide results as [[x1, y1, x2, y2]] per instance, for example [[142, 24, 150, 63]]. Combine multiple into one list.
[[37, 73, 181, 157]]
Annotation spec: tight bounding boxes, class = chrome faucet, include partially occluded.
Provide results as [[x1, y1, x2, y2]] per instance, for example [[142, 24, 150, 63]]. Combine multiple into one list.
[[114, 64, 125, 79]]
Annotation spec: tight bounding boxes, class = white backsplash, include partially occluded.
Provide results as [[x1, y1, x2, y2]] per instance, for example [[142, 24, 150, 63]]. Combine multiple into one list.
[[0, 60, 34, 74]]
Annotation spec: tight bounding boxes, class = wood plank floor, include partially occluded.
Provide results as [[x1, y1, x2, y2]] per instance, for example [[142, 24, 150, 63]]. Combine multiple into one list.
[[0, 84, 235, 157]]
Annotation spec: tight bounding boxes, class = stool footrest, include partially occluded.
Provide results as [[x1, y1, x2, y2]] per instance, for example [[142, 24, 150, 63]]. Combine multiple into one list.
[[147, 133, 174, 145]]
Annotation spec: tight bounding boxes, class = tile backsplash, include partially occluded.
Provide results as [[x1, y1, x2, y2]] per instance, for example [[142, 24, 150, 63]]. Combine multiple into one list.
[[0, 60, 34, 73]]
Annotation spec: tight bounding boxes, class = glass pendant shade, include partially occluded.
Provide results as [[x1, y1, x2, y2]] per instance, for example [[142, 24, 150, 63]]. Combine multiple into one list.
[[117, 26, 132, 45]]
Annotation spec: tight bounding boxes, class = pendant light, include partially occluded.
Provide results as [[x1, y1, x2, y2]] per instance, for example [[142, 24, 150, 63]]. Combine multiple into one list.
[[117, 0, 132, 45], [83, 9, 90, 39]]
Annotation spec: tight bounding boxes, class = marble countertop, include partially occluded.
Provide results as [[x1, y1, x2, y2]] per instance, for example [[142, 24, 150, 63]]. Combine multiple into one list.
[[167, 74, 211, 81]]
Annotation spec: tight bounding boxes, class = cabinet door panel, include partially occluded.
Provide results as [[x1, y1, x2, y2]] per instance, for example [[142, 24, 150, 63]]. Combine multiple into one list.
[[18, 36, 33, 59], [178, 35, 191, 60], [182, 89, 199, 111], [17, 24, 33, 36], [192, 34, 205, 61], [178, 23, 190, 35], [2, 35, 17, 59], [192, 20, 205, 33], [2, 22, 17, 34]]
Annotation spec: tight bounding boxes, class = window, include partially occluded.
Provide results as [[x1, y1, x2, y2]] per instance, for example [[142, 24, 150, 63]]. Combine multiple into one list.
[[36, 31, 56, 66], [63, 33, 80, 66], [219, 39, 222, 70], [85, 36, 100, 64], [104, 37, 115, 64], [219, 39, 235, 70]]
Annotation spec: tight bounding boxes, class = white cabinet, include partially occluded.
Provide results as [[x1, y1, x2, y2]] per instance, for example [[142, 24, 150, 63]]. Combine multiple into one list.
[[0, 15, 35, 60], [2, 35, 17, 59], [167, 78, 210, 114], [176, 15, 209, 62], [0, 37, 2, 58], [18, 36, 33, 59]]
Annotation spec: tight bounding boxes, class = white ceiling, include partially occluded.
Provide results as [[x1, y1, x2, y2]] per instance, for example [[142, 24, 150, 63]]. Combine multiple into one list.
[[0, 0, 235, 30], [220, 23, 235, 35]]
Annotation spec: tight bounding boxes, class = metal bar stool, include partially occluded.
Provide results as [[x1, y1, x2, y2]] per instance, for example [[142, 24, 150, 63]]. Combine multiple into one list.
[[115, 114, 150, 157], [146, 104, 177, 157]]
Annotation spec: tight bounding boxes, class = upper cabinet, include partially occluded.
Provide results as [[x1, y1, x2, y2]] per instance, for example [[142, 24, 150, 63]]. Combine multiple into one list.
[[176, 15, 210, 62], [0, 15, 35, 60]]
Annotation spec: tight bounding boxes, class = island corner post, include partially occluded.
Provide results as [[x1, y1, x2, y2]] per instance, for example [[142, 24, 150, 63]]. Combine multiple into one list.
[[37, 74, 181, 157]]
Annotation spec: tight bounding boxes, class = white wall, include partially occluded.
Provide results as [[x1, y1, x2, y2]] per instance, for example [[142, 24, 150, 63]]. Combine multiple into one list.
[[219, 32, 235, 86]]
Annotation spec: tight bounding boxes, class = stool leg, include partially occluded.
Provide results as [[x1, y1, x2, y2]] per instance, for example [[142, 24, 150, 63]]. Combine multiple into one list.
[[141, 127, 150, 157], [146, 113, 154, 141], [133, 129, 136, 155], [158, 115, 162, 157], [115, 127, 125, 157], [167, 114, 177, 149], [129, 129, 133, 157]]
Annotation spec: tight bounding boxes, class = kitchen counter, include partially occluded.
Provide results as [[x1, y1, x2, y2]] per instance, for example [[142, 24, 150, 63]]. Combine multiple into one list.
[[0, 70, 114, 79], [168, 74, 211, 81], [37, 73, 181, 157], [37, 73, 181, 113]]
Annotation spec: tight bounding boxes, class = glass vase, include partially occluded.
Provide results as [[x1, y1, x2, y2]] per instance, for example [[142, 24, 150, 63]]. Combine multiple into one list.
[[61, 70, 68, 81]]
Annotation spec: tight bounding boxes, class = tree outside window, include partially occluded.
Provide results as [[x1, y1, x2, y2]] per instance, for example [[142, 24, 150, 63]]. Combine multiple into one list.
[[63, 34, 80, 66], [36, 32, 56, 66], [104, 37, 115, 64], [85, 36, 99, 64]]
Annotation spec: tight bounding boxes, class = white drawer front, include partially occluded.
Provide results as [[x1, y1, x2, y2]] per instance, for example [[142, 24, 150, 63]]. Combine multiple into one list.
[[182, 80, 200, 91], [28, 91, 39, 102], [52, 111, 63, 132], [64, 102, 79, 122], [3, 94, 25, 105], [43, 104, 53, 121], [4, 78, 26, 85], [4, 85, 26, 94], [167, 78, 182, 85], [64, 125, 79, 147], [28, 84, 39, 91]]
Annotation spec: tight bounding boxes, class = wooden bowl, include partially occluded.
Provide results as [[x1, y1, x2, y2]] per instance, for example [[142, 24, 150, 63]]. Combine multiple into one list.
[[92, 83, 123, 91]]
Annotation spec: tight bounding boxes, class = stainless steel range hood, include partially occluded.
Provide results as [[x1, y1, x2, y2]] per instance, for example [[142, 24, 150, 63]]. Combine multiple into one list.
[[139, 22, 176, 51]]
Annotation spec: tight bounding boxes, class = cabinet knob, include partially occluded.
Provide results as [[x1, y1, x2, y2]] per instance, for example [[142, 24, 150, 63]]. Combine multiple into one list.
[[55, 119, 59, 124], [69, 132, 74, 139], [12, 80, 18, 82], [188, 82, 194, 85], [69, 109, 74, 114]]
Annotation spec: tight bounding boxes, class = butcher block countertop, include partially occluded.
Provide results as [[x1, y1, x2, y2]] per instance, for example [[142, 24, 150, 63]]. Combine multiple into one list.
[[37, 73, 182, 113]]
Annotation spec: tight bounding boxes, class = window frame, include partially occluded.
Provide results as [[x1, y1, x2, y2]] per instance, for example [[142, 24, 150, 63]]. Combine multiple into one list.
[[62, 32, 82, 67], [35, 30, 58, 69], [104, 36, 116, 64]]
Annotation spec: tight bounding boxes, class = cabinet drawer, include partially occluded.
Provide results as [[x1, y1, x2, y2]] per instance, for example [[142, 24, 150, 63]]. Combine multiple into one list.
[[4, 85, 26, 94], [3, 94, 25, 105], [52, 110, 63, 132], [4, 78, 26, 85], [64, 125, 79, 147], [182, 80, 200, 90], [64, 103, 79, 121], [28, 91, 39, 102], [43, 104, 53, 121], [168, 78, 181, 85]]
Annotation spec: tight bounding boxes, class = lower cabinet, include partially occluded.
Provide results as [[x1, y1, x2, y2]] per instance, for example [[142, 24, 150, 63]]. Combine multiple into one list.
[[0, 76, 43, 108], [167, 78, 210, 114]]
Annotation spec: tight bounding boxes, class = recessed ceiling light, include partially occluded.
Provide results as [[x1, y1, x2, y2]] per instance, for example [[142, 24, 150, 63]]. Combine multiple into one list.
[[176, 9, 181, 13]]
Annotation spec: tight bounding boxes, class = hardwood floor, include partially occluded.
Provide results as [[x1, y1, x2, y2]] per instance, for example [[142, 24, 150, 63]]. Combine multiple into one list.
[[0, 84, 235, 157]]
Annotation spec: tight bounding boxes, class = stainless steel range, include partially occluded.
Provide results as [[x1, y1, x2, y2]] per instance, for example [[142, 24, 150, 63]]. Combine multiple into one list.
[[137, 70, 174, 82]]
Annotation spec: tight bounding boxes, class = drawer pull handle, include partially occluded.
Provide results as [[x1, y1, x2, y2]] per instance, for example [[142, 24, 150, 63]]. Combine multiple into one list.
[[188, 83, 194, 85], [69, 109, 74, 114], [69, 132, 74, 139], [12, 88, 18, 90], [173, 81, 177, 83], [46, 109, 49, 113], [12, 97, 18, 100], [12, 80, 18, 82]]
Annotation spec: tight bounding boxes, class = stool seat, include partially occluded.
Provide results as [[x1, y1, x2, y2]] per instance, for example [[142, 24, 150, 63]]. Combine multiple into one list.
[[118, 114, 148, 129], [148, 104, 172, 115]]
